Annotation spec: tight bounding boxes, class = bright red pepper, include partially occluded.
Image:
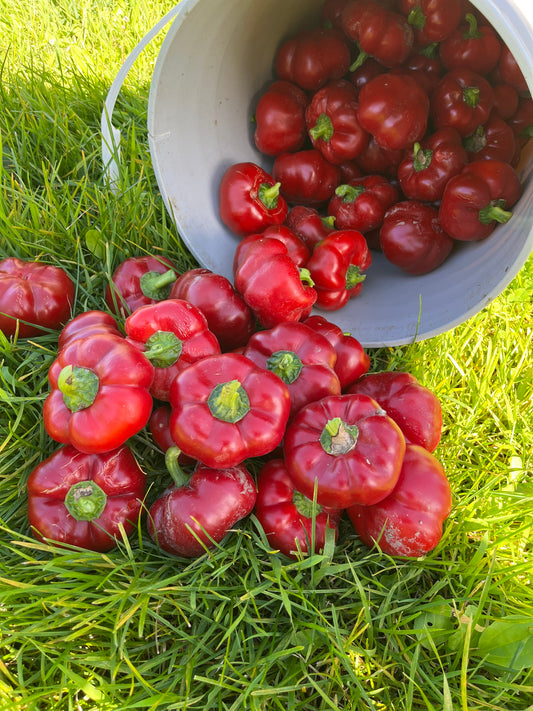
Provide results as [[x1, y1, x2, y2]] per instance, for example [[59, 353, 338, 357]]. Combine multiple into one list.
[[147, 447, 256, 558], [431, 69, 495, 137], [58, 311, 122, 352], [274, 27, 351, 91], [43, 333, 154, 454], [253, 80, 309, 157], [260, 225, 311, 268], [463, 113, 516, 164], [397, 126, 467, 203], [273, 149, 342, 206], [379, 201, 454, 276], [243, 321, 341, 417], [105, 255, 178, 317], [341, 0, 414, 68], [233, 235, 317, 328], [306, 229, 372, 310], [254, 458, 343, 559], [284, 205, 336, 251], [169, 353, 291, 469], [347, 444, 452, 557], [27, 444, 146, 552], [303, 314, 370, 389], [124, 299, 221, 402], [357, 73, 430, 150], [348, 370, 442, 452], [400, 0, 463, 45], [218, 162, 288, 237], [305, 79, 369, 165], [327, 175, 399, 232], [284, 393, 406, 508], [0, 257, 75, 338], [169, 268, 256, 352], [438, 159, 523, 241], [439, 13, 502, 76]]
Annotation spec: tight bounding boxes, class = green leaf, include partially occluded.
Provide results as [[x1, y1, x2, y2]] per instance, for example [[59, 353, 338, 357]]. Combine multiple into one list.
[[412, 596, 455, 649], [477, 616, 533, 670], [85, 228, 106, 259]]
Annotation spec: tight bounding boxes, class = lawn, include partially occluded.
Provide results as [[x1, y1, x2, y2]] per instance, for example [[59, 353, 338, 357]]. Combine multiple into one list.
[[0, 0, 532, 709]]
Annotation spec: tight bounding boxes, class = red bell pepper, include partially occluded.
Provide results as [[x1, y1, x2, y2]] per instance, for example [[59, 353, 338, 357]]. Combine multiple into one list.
[[438, 159, 523, 241], [354, 136, 405, 179], [303, 314, 370, 389], [327, 175, 399, 233], [169, 353, 291, 469], [357, 73, 430, 150], [284, 206, 336, 251], [341, 0, 414, 68], [495, 44, 529, 96], [147, 447, 256, 558], [243, 321, 341, 417], [43, 333, 154, 454], [349, 57, 384, 98], [0, 257, 75, 338], [397, 126, 467, 203], [492, 83, 520, 121], [254, 458, 343, 559], [380, 201, 454, 276], [391, 45, 444, 94], [105, 255, 178, 317], [348, 371, 442, 452], [124, 299, 221, 402], [306, 229, 372, 310], [27, 444, 146, 552], [273, 149, 342, 206], [283, 393, 406, 508], [347, 444, 452, 557], [218, 162, 288, 237], [253, 80, 309, 157], [58, 310, 122, 352], [305, 79, 369, 165], [274, 27, 351, 91], [439, 13, 502, 76], [233, 235, 317, 328], [431, 69, 495, 137], [169, 268, 255, 352], [400, 0, 463, 45], [463, 113, 516, 164], [148, 405, 196, 467], [260, 225, 311, 268]]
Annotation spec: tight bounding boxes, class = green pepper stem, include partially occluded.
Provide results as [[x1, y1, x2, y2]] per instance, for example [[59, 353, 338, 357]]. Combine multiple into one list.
[[463, 12, 481, 39], [345, 264, 366, 290], [299, 267, 315, 288], [320, 416, 359, 455], [208, 379, 250, 423], [349, 49, 369, 73], [413, 143, 433, 172], [309, 113, 334, 143], [139, 269, 177, 300], [478, 203, 513, 226], [335, 184, 366, 204], [463, 85, 480, 108], [165, 446, 191, 488], [57, 364, 100, 413], [407, 6, 426, 31], [266, 350, 303, 384], [143, 330, 183, 368], [64, 480, 107, 521], [258, 182, 281, 210]]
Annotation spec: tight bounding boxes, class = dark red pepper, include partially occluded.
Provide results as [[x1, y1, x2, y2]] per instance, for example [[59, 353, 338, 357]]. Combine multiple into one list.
[[284, 205, 336, 251], [431, 69, 495, 137], [439, 13, 502, 76], [400, 0, 463, 45], [105, 255, 178, 317], [492, 83, 520, 121], [253, 80, 309, 157], [495, 44, 529, 95], [327, 175, 399, 233], [273, 149, 342, 206], [354, 136, 405, 178], [463, 113, 516, 164]]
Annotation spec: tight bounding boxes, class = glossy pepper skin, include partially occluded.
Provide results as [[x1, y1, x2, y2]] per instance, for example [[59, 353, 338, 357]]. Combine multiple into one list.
[[327, 175, 399, 233], [284, 393, 406, 508], [243, 321, 341, 418], [27, 444, 146, 552], [431, 69, 494, 137], [400, 0, 463, 45], [439, 13, 502, 76], [463, 113, 516, 164], [438, 159, 522, 242], [0, 257, 75, 338], [348, 371, 442, 452], [233, 236, 317, 328], [147, 448, 256, 558], [284, 206, 336, 251], [124, 299, 221, 402], [347, 444, 452, 557], [58, 310, 122, 351], [254, 458, 343, 559], [105, 255, 178, 317], [306, 229, 372, 310], [379, 201, 454, 276], [169, 268, 255, 352], [43, 333, 154, 454], [254, 80, 309, 156], [219, 162, 288, 237], [273, 149, 341, 206], [169, 353, 291, 469]]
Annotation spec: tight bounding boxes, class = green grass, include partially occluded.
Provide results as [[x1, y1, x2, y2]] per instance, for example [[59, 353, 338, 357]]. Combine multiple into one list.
[[1, 1, 532, 709]]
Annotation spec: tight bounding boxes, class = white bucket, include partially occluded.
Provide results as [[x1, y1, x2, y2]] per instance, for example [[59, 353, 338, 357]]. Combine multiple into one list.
[[103, 0, 533, 347]]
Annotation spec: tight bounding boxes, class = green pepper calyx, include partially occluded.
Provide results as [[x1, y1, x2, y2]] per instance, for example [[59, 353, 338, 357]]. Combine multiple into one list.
[[57, 364, 99, 412], [267, 350, 303, 384], [139, 269, 177, 300], [320, 416, 359, 455], [143, 330, 183, 368], [208, 379, 250, 423], [65, 480, 107, 521]]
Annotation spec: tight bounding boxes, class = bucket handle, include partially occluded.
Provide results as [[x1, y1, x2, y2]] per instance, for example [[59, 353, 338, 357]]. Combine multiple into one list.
[[101, 4, 181, 188]]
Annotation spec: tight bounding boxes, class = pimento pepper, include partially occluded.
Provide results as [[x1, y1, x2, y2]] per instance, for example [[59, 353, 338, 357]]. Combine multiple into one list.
[[463, 113, 516, 164], [243, 321, 341, 418], [306, 229, 372, 310], [305, 79, 369, 164], [354, 136, 405, 179], [495, 44, 529, 96], [327, 175, 399, 233], [284, 206, 336, 251], [0, 257, 75, 338], [105, 255, 178, 317], [283, 393, 406, 508], [431, 69, 495, 137], [273, 149, 342, 206], [218, 162, 288, 237], [439, 13, 502, 76], [58, 310, 123, 351], [254, 458, 343, 559], [233, 235, 317, 328], [253, 80, 309, 157], [438, 159, 523, 241], [169, 353, 291, 469], [379, 201, 454, 276], [400, 0, 463, 45], [43, 333, 154, 454], [147, 447, 256, 558], [347, 444, 452, 557], [124, 299, 221, 402], [27, 444, 146, 552]]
